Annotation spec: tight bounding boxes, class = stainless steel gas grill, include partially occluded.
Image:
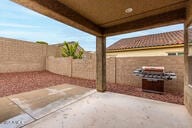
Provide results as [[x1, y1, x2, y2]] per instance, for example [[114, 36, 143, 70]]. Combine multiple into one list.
[[133, 66, 176, 94]]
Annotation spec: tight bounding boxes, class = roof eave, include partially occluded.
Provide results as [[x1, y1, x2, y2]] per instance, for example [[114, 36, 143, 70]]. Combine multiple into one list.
[[106, 44, 184, 53]]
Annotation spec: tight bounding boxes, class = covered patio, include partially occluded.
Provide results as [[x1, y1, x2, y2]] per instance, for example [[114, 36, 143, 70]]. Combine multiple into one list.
[[0, 84, 191, 128], [2, 0, 192, 127]]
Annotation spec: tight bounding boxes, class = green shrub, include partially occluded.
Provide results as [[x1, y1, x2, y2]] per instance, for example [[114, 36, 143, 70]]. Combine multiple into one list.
[[36, 41, 48, 45], [61, 41, 84, 59]]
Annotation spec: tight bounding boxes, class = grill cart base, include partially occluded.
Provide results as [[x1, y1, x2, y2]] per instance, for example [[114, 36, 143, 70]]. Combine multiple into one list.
[[142, 79, 164, 94], [134, 66, 176, 94]]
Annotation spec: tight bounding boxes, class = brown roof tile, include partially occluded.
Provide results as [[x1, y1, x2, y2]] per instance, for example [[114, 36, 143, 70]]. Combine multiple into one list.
[[107, 29, 192, 51]]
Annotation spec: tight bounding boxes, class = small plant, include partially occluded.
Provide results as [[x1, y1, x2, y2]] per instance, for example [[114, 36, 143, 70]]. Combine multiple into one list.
[[36, 41, 48, 45], [61, 41, 84, 59]]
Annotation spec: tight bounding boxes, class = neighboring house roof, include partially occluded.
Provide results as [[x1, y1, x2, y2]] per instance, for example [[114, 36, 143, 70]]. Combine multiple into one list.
[[107, 29, 192, 52]]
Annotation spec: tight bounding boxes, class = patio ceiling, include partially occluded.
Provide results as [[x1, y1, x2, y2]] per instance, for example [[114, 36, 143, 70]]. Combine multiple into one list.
[[12, 0, 187, 36]]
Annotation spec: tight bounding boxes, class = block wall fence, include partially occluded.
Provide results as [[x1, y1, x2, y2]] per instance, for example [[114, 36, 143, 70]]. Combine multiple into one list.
[[0, 37, 184, 94], [0, 37, 59, 73], [0, 33, 191, 115], [46, 55, 184, 94]]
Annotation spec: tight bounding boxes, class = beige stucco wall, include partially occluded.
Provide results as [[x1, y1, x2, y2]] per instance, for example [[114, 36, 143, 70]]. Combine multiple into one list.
[[46, 56, 184, 94], [185, 86, 192, 115], [186, 0, 192, 26], [107, 47, 184, 57], [0, 37, 59, 73], [184, 0, 192, 116]]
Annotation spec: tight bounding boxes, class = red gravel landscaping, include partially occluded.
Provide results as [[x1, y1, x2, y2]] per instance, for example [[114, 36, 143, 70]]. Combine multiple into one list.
[[0, 71, 183, 105]]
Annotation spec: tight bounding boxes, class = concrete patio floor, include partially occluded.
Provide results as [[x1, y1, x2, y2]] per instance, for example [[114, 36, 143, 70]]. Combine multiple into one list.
[[0, 84, 94, 128], [0, 84, 191, 128]]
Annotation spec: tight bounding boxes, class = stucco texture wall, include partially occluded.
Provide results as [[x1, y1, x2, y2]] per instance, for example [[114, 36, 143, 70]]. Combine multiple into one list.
[[107, 47, 184, 57], [184, 0, 192, 116], [46, 56, 184, 94]]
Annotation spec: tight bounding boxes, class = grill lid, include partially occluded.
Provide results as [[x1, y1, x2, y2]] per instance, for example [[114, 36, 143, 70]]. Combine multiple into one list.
[[142, 66, 164, 72], [133, 66, 176, 81]]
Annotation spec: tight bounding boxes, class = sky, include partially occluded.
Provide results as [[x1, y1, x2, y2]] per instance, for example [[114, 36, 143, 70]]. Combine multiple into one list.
[[0, 0, 184, 51]]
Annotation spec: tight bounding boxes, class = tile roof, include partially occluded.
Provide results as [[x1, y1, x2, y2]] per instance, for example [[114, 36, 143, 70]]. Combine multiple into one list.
[[107, 29, 192, 51]]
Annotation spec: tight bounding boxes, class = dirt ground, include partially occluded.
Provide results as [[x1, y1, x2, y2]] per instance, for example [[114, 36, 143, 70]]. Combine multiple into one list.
[[0, 71, 183, 104]]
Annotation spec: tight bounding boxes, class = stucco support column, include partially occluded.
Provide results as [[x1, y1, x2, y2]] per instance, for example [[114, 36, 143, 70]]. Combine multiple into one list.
[[184, 24, 189, 87], [96, 36, 106, 92], [184, 0, 192, 116]]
